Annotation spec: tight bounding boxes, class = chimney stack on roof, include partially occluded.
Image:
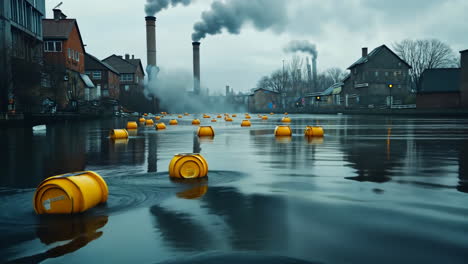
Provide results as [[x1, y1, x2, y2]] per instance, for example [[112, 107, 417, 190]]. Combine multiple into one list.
[[132, 55, 135, 59], [53, 9, 67, 20], [125, 54, 130, 60], [362, 47, 368, 57]]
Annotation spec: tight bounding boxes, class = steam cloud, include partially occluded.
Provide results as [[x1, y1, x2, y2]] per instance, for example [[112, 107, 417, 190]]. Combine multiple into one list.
[[192, 0, 288, 41], [284, 40, 318, 59], [145, 0, 192, 16]]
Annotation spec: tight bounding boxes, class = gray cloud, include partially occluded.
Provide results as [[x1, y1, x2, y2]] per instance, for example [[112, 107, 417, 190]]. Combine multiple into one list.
[[192, 0, 288, 41], [145, 0, 193, 16], [284, 40, 318, 59]]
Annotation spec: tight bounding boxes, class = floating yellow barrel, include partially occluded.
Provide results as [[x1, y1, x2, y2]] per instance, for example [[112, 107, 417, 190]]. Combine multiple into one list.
[[126, 121, 138, 130], [139, 118, 145, 123], [184, 113, 189, 116], [217, 115, 222, 118], [275, 125, 292, 136], [169, 119, 178, 125], [232, 114, 237, 117], [33, 171, 108, 214], [192, 119, 201, 125], [281, 117, 291, 123], [241, 120, 251, 127], [225, 117, 233, 122], [110, 129, 129, 139], [203, 115, 211, 119], [304, 126, 324, 137], [169, 153, 208, 179], [284, 112, 288, 115], [156, 122, 166, 130], [146, 119, 154, 126], [155, 116, 161, 120], [178, 115, 183, 118], [262, 115, 268, 120], [211, 119, 217, 122], [245, 116, 251, 119], [270, 112, 274, 115], [198, 126, 215, 137], [144, 113, 148, 116]]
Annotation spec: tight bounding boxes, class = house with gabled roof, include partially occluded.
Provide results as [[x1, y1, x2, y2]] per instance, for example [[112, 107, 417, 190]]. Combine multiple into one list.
[[248, 88, 280, 112], [85, 53, 120, 101], [342, 45, 412, 108]]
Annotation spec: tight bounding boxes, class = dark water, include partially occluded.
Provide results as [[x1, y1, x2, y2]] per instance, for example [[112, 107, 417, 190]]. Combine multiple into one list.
[[1, 114, 467, 264]]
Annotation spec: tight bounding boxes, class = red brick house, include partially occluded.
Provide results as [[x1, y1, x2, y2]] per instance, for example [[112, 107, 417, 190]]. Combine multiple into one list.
[[42, 9, 93, 110], [85, 53, 120, 101], [248, 88, 280, 112]]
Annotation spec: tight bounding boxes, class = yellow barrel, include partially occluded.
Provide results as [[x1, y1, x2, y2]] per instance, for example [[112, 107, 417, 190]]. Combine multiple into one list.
[[262, 115, 268, 120], [281, 117, 291, 123], [245, 116, 251, 119], [110, 129, 129, 139], [275, 125, 292, 136], [198, 126, 215, 137], [169, 119, 178, 125], [203, 115, 211, 119], [216, 115, 221, 118], [232, 114, 237, 117], [284, 112, 288, 115], [169, 153, 208, 179], [33, 171, 108, 214], [304, 126, 324, 137], [241, 120, 251, 127], [192, 119, 201, 125], [126, 121, 138, 130], [144, 113, 148, 116], [225, 117, 233, 122], [184, 113, 190, 116], [156, 122, 166, 130], [155, 116, 161, 120], [146, 119, 154, 126], [178, 115, 183, 118], [270, 112, 274, 115], [139, 118, 145, 123], [211, 119, 217, 122]]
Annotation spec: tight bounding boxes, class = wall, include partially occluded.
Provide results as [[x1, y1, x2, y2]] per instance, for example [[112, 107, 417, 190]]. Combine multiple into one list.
[[416, 93, 460, 109], [461, 51, 468, 107]]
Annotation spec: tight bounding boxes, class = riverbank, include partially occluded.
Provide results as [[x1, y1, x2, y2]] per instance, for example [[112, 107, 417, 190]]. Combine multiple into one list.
[[262, 108, 468, 117], [0, 112, 119, 128]]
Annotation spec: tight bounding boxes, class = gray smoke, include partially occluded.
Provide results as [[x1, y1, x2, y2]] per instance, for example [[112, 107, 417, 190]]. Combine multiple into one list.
[[192, 0, 288, 41], [145, 0, 192, 16], [284, 40, 318, 59]]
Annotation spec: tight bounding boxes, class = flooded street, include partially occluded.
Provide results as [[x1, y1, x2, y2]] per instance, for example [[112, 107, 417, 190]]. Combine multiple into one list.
[[1, 114, 468, 264]]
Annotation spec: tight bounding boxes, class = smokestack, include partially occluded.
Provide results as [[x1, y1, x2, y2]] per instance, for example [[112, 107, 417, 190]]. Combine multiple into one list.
[[226, 85, 230, 96], [312, 57, 317, 92], [145, 16, 157, 67], [362, 47, 368, 57], [193, 41, 201, 95]]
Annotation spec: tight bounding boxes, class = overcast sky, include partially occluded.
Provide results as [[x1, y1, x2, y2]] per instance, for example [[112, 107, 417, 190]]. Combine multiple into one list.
[[46, 0, 467, 94]]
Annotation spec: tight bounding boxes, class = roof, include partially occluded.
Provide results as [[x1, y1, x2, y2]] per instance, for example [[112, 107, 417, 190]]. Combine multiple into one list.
[[85, 53, 120, 75], [348, 45, 411, 69], [460, 49, 468, 53], [419, 68, 461, 94], [102, 55, 145, 75], [252, 88, 280, 94], [80, 74, 95, 88], [43, 19, 85, 52]]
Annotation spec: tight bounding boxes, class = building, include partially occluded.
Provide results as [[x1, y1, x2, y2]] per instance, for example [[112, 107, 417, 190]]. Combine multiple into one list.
[[102, 54, 146, 112], [85, 53, 120, 101], [416, 50, 468, 109], [248, 88, 280, 112], [0, 0, 46, 113], [42, 9, 94, 110], [342, 45, 412, 108]]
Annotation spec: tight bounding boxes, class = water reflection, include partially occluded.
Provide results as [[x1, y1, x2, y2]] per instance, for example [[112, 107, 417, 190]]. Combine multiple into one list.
[[148, 133, 158, 173]]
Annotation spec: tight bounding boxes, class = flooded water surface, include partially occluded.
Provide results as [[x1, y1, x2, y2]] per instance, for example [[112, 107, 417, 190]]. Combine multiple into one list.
[[1, 114, 468, 264]]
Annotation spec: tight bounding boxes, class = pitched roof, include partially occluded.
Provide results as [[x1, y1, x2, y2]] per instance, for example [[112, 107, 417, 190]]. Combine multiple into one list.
[[126, 58, 145, 76], [419, 68, 461, 94], [348, 45, 412, 69], [43, 19, 86, 52], [253, 88, 280, 94], [460, 49, 468, 53], [80, 74, 95, 88], [85, 53, 120, 75], [102, 55, 137, 74]]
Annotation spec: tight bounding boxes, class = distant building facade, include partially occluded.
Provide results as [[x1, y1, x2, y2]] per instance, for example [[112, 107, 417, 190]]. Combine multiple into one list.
[[85, 53, 120, 101], [342, 45, 412, 108], [42, 9, 93, 110], [0, 0, 46, 113], [248, 88, 280, 112]]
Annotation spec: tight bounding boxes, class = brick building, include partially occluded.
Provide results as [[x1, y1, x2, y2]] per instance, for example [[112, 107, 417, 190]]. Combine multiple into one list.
[[42, 9, 94, 110], [0, 0, 45, 113], [85, 53, 120, 101], [342, 45, 412, 108], [248, 88, 280, 112]]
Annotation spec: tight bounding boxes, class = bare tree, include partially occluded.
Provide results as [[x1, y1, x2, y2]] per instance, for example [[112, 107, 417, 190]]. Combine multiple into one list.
[[288, 55, 304, 96], [257, 75, 272, 90], [325, 67, 347, 83], [270, 70, 287, 94], [393, 39, 458, 91]]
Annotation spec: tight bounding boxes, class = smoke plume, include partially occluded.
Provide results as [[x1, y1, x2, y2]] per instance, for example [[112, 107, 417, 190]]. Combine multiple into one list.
[[145, 0, 192, 16], [192, 0, 288, 41], [284, 40, 318, 59]]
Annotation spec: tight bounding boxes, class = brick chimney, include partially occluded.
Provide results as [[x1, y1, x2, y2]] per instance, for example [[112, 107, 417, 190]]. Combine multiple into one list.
[[362, 47, 368, 57], [125, 54, 130, 60], [460, 49, 468, 107], [53, 9, 67, 20], [132, 55, 135, 59]]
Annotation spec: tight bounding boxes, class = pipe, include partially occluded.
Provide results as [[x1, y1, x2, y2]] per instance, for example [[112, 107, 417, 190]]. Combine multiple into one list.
[[312, 57, 318, 92], [145, 16, 157, 67], [192, 42, 201, 95]]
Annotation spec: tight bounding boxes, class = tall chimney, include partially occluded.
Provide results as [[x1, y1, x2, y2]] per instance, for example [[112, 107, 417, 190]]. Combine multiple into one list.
[[193, 42, 201, 95], [312, 57, 318, 92], [145, 16, 157, 67], [362, 47, 368, 57], [460, 49, 468, 107], [226, 85, 230, 96]]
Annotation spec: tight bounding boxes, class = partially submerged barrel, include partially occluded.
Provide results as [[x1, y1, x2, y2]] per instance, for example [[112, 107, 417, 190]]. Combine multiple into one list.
[[139, 118, 145, 123], [198, 126, 215, 137], [211, 119, 217, 122], [126, 121, 138, 130], [178, 115, 183, 118], [217, 115, 222, 118], [241, 120, 251, 127], [232, 114, 237, 117], [245, 115, 251, 119], [192, 119, 201, 125], [156, 123, 167, 130], [262, 115, 268, 120], [110, 129, 129, 139], [33, 171, 108, 214], [146, 119, 154, 126], [155, 116, 161, 120], [169, 153, 208, 179], [169, 119, 178, 125], [275, 125, 292, 137], [225, 117, 233, 122], [304, 126, 324, 137], [281, 117, 291, 123]]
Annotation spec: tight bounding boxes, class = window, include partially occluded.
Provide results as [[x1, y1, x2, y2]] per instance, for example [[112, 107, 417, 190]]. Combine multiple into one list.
[[92, 71, 102, 80], [375, 71, 379, 77], [76, 52, 80, 62], [120, 74, 134, 82], [68, 48, 72, 58], [385, 71, 389, 77], [125, 85, 130, 91], [136, 76, 139, 83], [44, 41, 62, 52], [85, 71, 92, 76]]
